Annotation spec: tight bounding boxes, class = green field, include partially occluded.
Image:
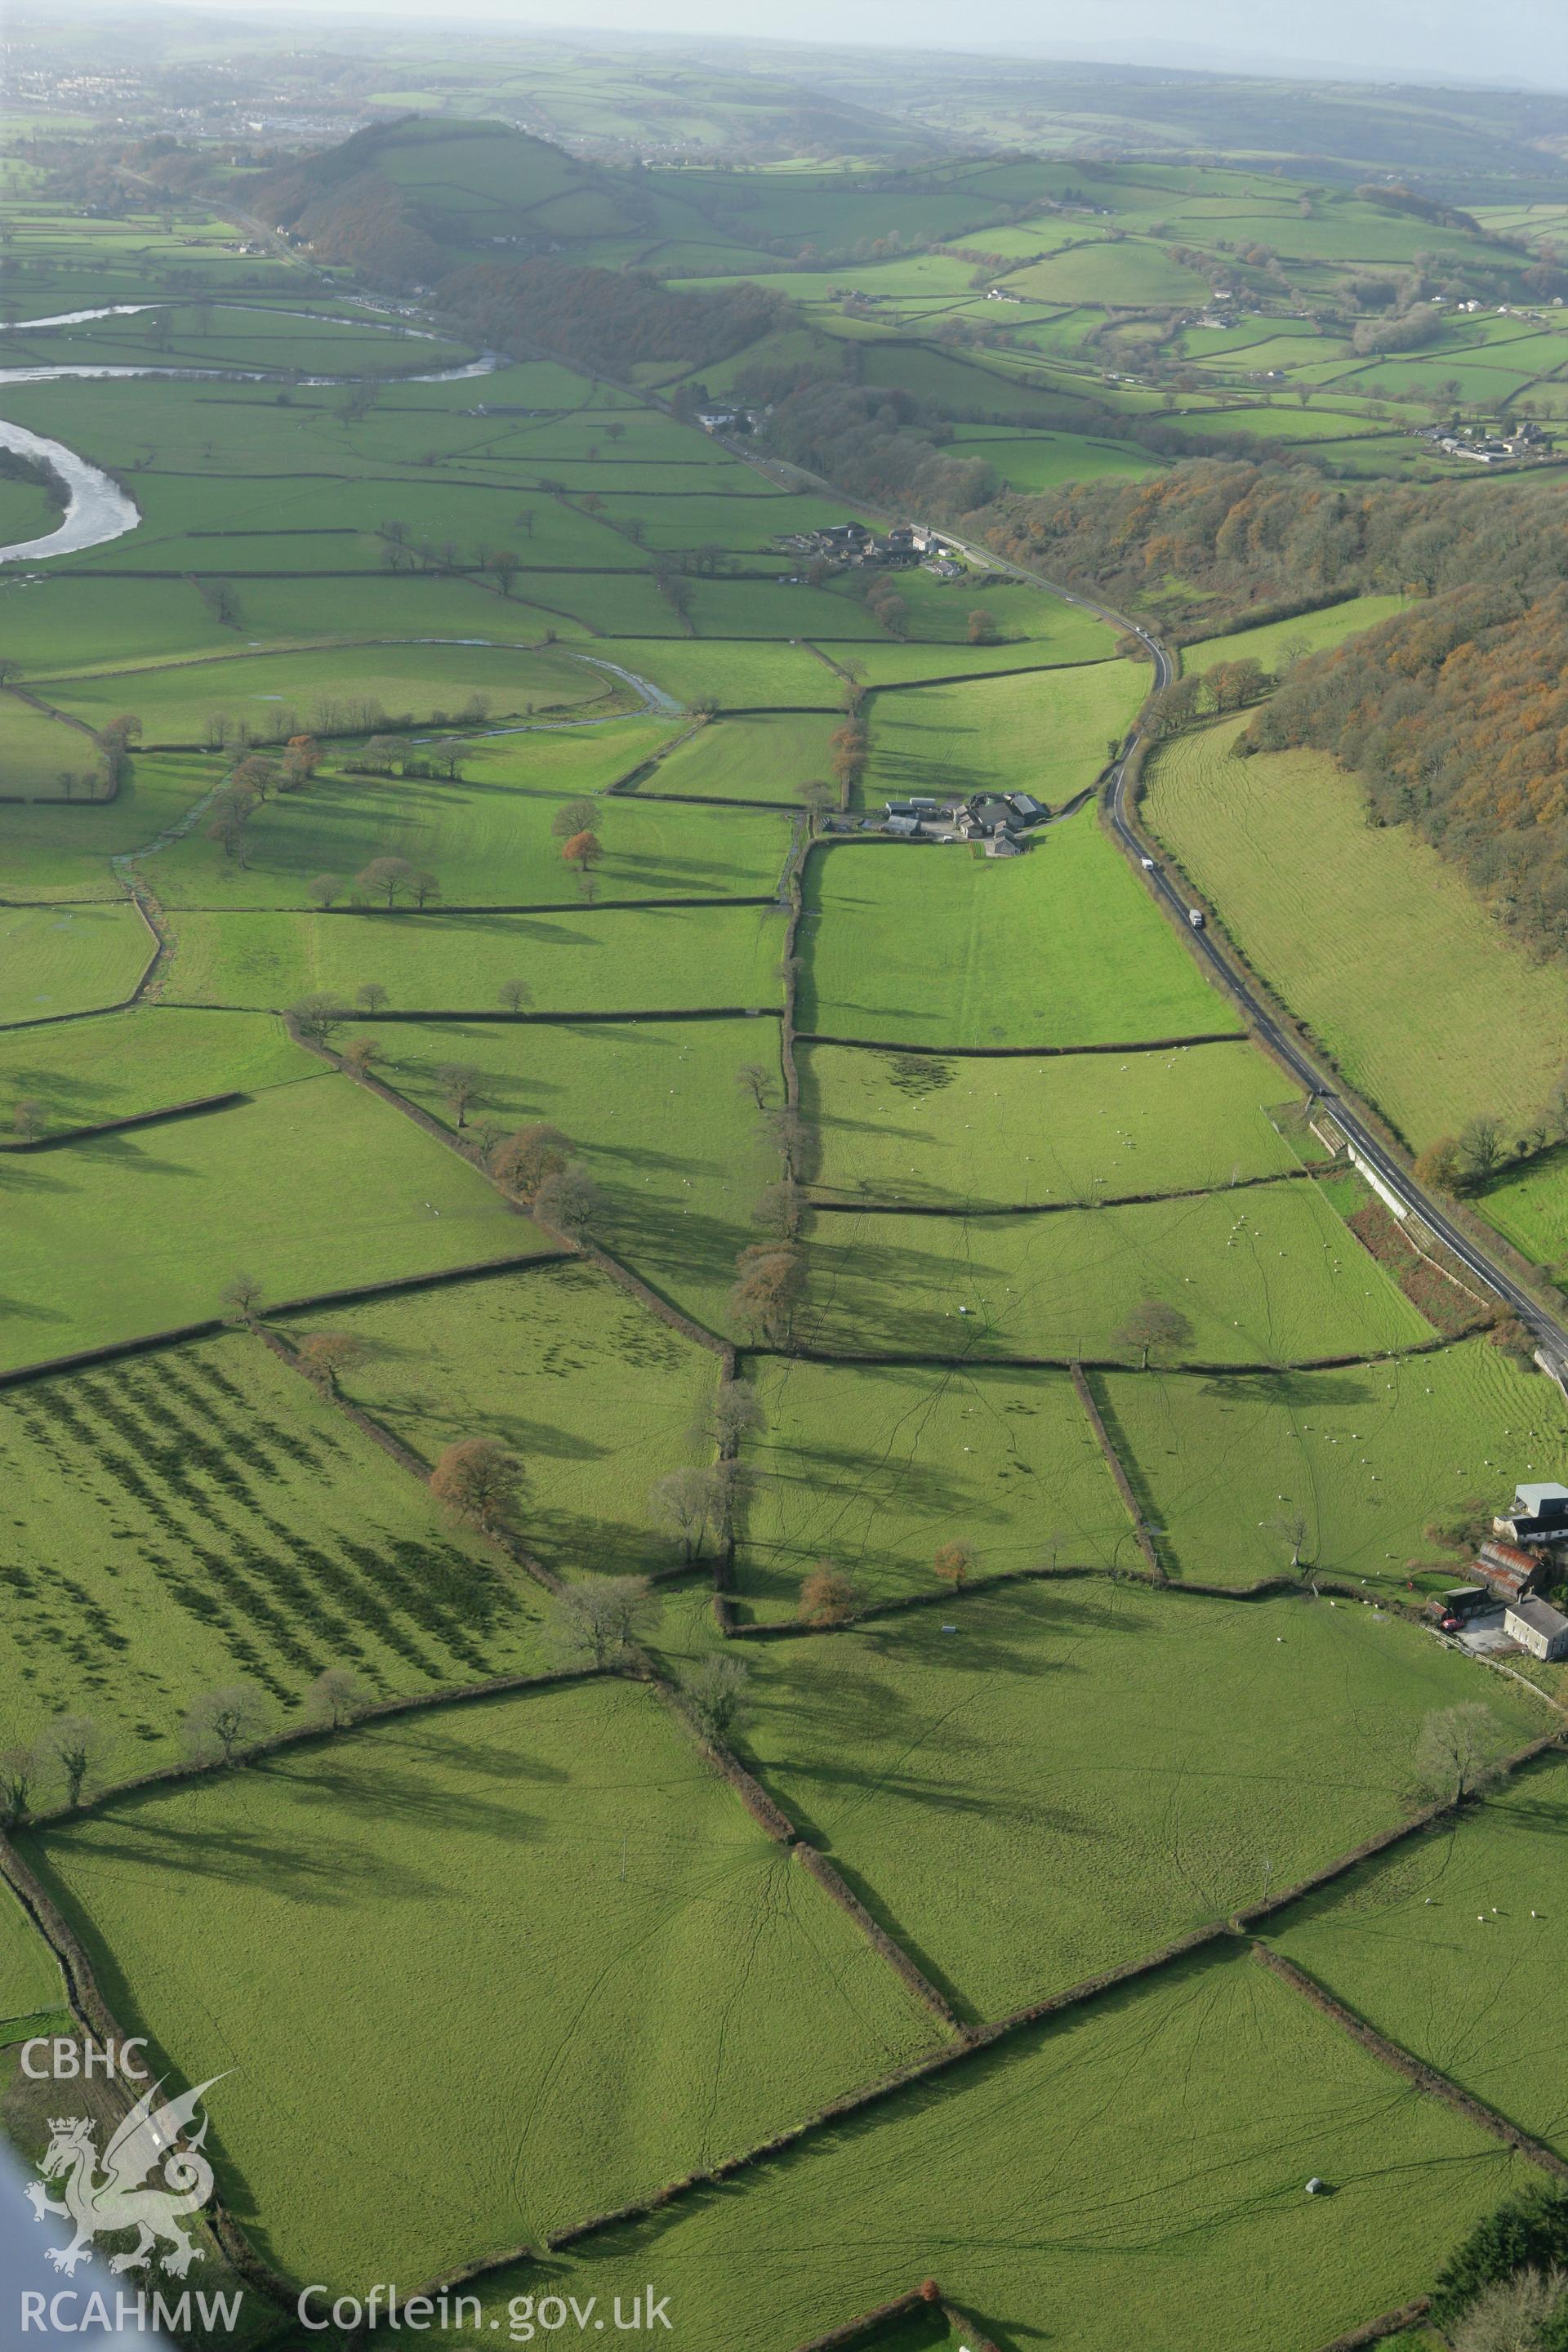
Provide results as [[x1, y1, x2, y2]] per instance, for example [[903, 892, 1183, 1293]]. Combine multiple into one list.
[[0, 1331, 543, 1740], [0, 695, 104, 798], [1270, 1759, 1568, 2154], [726, 1581, 1542, 2016], [1143, 719, 1568, 1149], [0, 1883, 62, 2029], [803, 1036, 1313, 1205], [1101, 1337, 1568, 1592], [23, 1681, 943, 2287], [1180, 595, 1410, 677], [0, 901, 154, 1024], [733, 1356, 1125, 1617], [0, 1008, 314, 1134], [636, 712, 839, 803], [163, 901, 788, 1014], [350, 1013, 770, 1332], [143, 752, 786, 911], [426, 1949, 1529, 2352], [304, 1261, 719, 1577], [856, 662, 1144, 815], [799, 812, 1240, 1049], [803, 1175, 1428, 1365], [47, 643, 630, 744], [0, 1076, 543, 1370], [2, 118, 1557, 2349]]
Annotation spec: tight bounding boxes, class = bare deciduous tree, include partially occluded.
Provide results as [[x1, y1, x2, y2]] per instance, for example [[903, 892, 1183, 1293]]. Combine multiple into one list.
[[548, 1575, 657, 1668], [1116, 1299, 1194, 1370], [220, 1272, 265, 1325], [1416, 1703, 1504, 1805], [184, 1682, 270, 1769], [679, 1657, 751, 1744], [306, 1666, 373, 1730]]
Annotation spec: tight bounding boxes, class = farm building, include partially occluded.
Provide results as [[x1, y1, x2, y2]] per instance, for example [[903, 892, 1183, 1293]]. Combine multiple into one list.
[[1503, 1598, 1568, 1662], [1474, 1539, 1542, 1605], [1495, 1481, 1568, 1545]]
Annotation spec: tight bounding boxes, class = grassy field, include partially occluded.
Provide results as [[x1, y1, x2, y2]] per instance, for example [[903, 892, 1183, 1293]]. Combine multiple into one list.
[[0, 1331, 544, 1741], [1102, 1338, 1568, 1593], [0, 696, 103, 797], [0, 1008, 314, 1134], [856, 662, 1143, 814], [0, 901, 154, 1023], [1270, 1758, 1568, 2155], [0, 1884, 63, 2029], [721, 1580, 1543, 2017], [732, 1356, 1126, 1618], [802, 1036, 1314, 1205], [425, 1948, 1529, 2352], [351, 1013, 770, 1333], [798, 814, 1240, 1049], [302, 1262, 718, 1578], [22, 1681, 943, 2288], [0, 1076, 542, 1370], [48, 643, 630, 744], [1180, 596, 1409, 677], [143, 756, 788, 911], [163, 902, 788, 1014], [1143, 718, 1568, 1149], [803, 1175, 1429, 1365], [637, 713, 839, 803]]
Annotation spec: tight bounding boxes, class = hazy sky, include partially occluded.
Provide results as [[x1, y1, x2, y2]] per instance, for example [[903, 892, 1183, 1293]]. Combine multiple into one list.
[[154, 0, 1568, 92]]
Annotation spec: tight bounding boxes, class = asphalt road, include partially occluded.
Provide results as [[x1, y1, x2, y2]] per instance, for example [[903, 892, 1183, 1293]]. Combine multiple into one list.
[[1090, 621, 1568, 1361]]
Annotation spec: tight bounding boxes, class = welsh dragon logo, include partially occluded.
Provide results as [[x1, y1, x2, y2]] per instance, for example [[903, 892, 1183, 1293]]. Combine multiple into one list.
[[24, 2073, 226, 2278]]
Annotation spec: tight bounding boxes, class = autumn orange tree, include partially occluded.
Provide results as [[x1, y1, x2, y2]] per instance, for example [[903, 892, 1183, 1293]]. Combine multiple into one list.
[[430, 1437, 523, 1533], [933, 1541, 974, 1590], [798, 1564, 856, 1627]]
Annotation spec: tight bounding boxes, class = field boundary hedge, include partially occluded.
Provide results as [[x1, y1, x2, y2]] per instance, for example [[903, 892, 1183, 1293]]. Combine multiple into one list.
[[0, 1247, 566, 1392], [792, 1842, 964, 2032], [0, 1089, 244, 1151], [287, 891, 780, 919], [795, 1028, 1247, 1057], [808, 1164, 1323, 1218], [1072, 1362, 1166, 1580], [265, 1003, 782, 1027], [783, 1331, 1464, 1376], [786, 2286, 934, 2350], [1252, 1942, 1568, 2181], [1310, 2301, 1431, 2352]]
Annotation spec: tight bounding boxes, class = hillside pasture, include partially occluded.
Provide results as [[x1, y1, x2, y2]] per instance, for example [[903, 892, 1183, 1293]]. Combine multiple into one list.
[[798, 813, 1241, 1049], [802, 1036, 1314, 1205], [801, 1177, 1432, 1365], [855, 662, 1145, 815], [143, 755, 786, 910], [0, 1076, 541, 1370], [1143, 717, 1568, 1148], [731, 1581, 1540, 2018], [1269, 1760, 1568, 2155], [22, 1682, 943, 2287], [429, 1948, 1529, 2352], [0, 696, 104, 798], [0, 1007, 313, 1134], [0, 901, 154, 1024], [310, 1260, 715, 1578], [351, 1013, 768, 1334], [733, 1356, 1125, 1619], [1101, 1338, 1568, 1592], [48, 643, 630, 746], [163, 901, 788, 1015], [633, 712, 839, 803], [0, 1332, 544, 1739]]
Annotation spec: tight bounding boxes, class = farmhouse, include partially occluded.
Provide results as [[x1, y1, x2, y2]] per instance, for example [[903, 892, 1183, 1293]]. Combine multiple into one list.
[[1503, 1598, 1568, 1662]]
